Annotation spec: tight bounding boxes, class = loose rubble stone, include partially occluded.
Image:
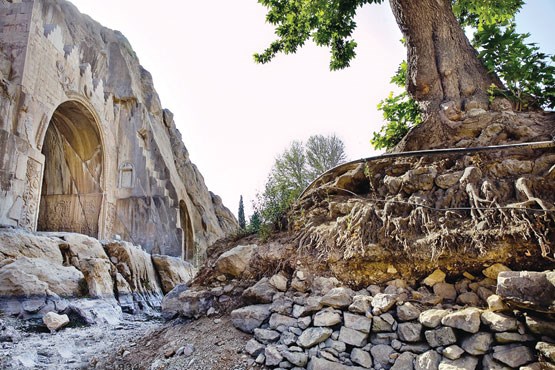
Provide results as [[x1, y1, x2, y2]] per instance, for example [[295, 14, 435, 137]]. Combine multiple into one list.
[[254, 328, 281, 344], [419, 309, 450, 328], [423, 269, 446, 287], [314, 308, 342, 327], [320, 287, 356, 309], [237, 271, 552, 370], [398, 322, 423, 342], [371, 332, 398, 345], [282, 350, 308, 367], [434, 283, 457, 302], [215, 244, 257, 277], [312, 277, 341, 296], [151, 255, 196, 294], [391, 352, 415, 370], [425, 327, 457, 347], [297, 327, 333, 348], [397, 302, 422, 321], [42, 312, 70, 332], [441, 308, 482, 333], [344, 313, 372, 333], [371, 293, 398, 314], [442, 345, 464, 360], [298, 316, 312, 329], [269, 313, 298, 331], [349, 295, 373, 315], [482, 354, 512, 370], [243, 277, 278, 304], [480, 311, 518, 332], [162, 288, 212, 319], [456, 292, 481, 307], [325, 338, 347, 353], [265, 345, 284, 366], [487, 295, 509, 312], [476, 286, 495, 303], [525, 315, 555, 338], [231, 304, 271, 333], [519, 363, 543, 370], [536, 342, 555, 363], [400, 342, 431, 354], [351, 347, 373, 368], [271, 295, 294, 315], [372, 313, 396, 332], [494, 332, 534, 343], [370, 344, 395, 369], [367, 285, 382, 296], [492, 344, 535, 367], [339, 326, 368, 347], [461, 332, 493, 355], [245, 339, 266, 356], [269, 273, 289, 292], [415, 350, 441, 370], [293, 296, 323, 318], [482, 264, 511, 280], [497, 271, 555, 313], [307, 356, 356, 370], [439, 355, 479, 370]]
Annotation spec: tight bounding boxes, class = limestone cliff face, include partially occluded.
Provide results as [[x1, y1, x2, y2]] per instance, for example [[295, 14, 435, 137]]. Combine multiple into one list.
[[0, 0, 238, 260]]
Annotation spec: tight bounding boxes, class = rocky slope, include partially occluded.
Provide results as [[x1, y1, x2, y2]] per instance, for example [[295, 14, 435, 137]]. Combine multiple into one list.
[[0, 227, 196, 320], [97, 242, 554, 370]]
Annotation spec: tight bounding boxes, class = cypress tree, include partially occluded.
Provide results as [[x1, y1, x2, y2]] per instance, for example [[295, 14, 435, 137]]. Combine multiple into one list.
[[238, 195, 246, 230]]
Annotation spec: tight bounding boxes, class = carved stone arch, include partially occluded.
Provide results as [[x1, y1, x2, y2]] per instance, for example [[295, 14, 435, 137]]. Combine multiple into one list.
[[179, 199, 196, 262], [37, 99, 106, 238]]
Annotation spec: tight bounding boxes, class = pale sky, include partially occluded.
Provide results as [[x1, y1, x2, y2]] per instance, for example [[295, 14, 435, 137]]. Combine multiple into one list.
[[68, 0, 554, 218]]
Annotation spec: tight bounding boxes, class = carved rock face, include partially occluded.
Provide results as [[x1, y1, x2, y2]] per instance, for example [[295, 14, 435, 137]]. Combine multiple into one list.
[[0, 0, 238, 260]]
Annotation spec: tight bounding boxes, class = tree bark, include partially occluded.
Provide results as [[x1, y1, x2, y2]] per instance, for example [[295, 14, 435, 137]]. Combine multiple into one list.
[[390, 0, 502, 113]]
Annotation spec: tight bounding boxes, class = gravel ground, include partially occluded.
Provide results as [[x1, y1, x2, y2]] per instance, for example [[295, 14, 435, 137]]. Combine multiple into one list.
[[0, 313, 161, 369], [1, 313, 262, 370], [95, 315, 260, 370]]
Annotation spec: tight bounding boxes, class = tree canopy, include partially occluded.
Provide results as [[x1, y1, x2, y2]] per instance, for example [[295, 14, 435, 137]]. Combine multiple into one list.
[[254, 134, 347, 230], [371, 1, 555, 149], [255, 0, 554, 150], [255, 0, 384, 71]]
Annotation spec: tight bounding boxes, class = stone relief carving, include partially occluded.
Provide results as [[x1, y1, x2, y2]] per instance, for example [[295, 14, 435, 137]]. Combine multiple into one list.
[[18, 158, 41, 230], [103, 201, 116, 239]]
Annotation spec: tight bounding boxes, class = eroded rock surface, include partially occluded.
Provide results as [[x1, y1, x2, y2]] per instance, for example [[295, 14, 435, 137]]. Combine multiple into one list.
[[0, 0, 237, 260], [0, 228, 197, 319]]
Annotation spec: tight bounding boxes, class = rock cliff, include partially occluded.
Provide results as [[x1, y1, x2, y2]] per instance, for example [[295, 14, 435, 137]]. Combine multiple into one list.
[[0, 0, 238, 259]]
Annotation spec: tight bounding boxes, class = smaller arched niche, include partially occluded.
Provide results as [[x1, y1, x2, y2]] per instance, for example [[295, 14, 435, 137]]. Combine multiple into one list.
[[179, 200, 195, 262], [118, 162, 134, 188]]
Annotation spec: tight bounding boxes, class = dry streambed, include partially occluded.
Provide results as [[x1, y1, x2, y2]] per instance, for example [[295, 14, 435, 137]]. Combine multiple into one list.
[[0, 313, 160, 369]]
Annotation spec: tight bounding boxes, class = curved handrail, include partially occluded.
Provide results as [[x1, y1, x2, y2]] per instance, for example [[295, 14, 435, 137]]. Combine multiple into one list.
[[298, 140, 555, 200]]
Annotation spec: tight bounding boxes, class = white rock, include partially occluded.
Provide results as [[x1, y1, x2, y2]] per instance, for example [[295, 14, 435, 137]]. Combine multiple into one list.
[[43, 312, 70, 331]]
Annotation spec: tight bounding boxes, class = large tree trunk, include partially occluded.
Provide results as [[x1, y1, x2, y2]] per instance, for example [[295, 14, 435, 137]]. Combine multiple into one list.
[[390, 0, 501, 112], [390, 0, 504, 151]]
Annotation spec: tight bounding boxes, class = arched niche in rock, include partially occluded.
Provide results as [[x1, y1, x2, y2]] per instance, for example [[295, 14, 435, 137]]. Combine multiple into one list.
[[37, 100, 105, 237]]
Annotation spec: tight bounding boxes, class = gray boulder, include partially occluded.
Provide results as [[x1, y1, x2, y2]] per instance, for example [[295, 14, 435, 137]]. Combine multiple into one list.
[[231, 304, 272, 333]]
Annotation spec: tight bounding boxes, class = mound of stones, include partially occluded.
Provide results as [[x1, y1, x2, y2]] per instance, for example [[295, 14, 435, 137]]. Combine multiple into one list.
[[229, 267, 554, 369], [177, 263, 555, 370]]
